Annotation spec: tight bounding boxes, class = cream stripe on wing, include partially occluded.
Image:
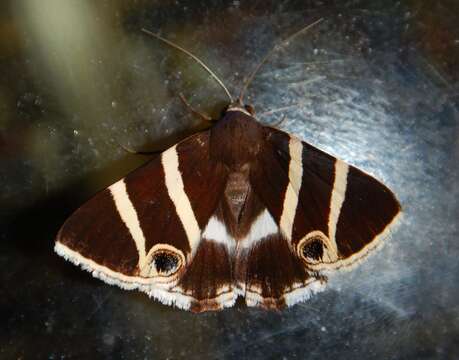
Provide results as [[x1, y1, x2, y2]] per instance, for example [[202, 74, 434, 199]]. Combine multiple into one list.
[[280, 137, 303, 240], [327, 160, 349, 253], [162, 145, 201, 254], [109, 180, 146, 267]]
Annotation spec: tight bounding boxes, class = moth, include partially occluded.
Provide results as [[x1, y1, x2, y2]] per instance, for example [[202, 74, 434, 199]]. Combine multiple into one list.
[[55, 20, 401, 312]]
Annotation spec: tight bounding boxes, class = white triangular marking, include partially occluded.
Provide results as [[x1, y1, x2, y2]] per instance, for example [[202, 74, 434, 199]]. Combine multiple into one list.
[[203, 209, 278, 251], [239, 209, 278, 249], [202, 216, 235, 250]]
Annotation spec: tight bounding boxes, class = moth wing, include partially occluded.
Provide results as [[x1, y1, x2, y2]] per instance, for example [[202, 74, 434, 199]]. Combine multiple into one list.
[[233, 194, 325, 309], [243, 126, 401, 308], [56, 131, 235, 312], [262, 127, 401, 270]]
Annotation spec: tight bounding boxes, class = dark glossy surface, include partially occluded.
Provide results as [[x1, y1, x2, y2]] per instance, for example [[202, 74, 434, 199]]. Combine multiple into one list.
[[1, 1, 458, 359]]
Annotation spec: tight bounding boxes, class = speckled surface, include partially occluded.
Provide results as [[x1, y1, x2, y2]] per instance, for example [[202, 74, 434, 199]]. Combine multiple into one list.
[[1, 1, 458, 359]]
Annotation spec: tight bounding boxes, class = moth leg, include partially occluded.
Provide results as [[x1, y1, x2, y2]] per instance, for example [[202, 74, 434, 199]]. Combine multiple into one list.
[[179, 93, 214, 123]]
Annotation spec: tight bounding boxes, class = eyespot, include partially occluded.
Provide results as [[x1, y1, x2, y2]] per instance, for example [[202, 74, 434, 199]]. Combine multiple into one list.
[[152, 251, 181, 276], [301, 238, 324, 262], [141, 244, 185, 278], [296, 231, 338, 265]]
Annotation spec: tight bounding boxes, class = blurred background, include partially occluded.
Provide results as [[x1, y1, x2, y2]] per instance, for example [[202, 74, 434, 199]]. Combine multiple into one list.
[[1, 0, 458, 359]]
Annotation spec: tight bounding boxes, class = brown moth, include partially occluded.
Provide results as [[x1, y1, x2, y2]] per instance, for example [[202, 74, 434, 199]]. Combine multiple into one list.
[[55, 20, 401, 312]]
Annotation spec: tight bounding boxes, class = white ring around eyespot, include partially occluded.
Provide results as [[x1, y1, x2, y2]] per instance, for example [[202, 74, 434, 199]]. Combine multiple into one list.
[[296, 230, 339, 266], [140, 243, 186, 281]]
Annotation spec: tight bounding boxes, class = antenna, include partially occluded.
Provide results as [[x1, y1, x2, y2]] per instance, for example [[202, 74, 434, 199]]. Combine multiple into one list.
[[238, 18, 324, 104], [141, 28, 234, 103]]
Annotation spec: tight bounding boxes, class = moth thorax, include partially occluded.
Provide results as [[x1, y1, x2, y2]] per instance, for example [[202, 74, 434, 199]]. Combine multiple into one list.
[[210, 110, 264, 167]]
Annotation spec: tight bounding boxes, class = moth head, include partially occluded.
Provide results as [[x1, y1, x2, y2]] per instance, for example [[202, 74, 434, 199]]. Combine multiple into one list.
[[244, 104, 255, 115], [141, 244, 186, 280], [226, 102, 255, 117], [296, 231, 339, 267]]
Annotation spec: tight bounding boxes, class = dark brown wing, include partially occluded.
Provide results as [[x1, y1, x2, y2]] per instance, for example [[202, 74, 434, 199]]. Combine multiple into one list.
[[241, 126, 401, 308], [56, 131, 236, 311], [233, 192, 326, 309], [263, 126, 401, 270]]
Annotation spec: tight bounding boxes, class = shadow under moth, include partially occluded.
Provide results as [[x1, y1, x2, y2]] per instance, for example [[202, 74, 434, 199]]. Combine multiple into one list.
[[55, 20, 401, 312]]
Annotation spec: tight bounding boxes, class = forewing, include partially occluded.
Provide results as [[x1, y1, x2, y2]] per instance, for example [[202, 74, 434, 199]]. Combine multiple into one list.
[[261, 126, 401, 271], [243, 126, 401, 308], [55, 131, 234, 311]]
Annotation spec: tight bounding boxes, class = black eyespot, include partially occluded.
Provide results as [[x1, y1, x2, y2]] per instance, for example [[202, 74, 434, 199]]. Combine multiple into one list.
[[153, 252, 180, 275], [302, 239, 324, 261]]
